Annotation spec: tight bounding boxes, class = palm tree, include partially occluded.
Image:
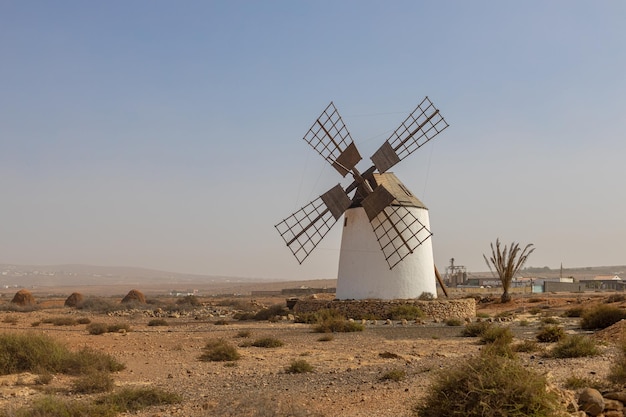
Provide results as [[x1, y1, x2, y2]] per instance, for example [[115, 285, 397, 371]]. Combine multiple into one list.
[[483, 239, 535, 303]]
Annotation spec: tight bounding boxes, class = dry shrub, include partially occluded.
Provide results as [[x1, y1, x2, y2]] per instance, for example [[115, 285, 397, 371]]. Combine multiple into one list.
[[121, 289, 146, 304], [199, 339, 240, 362], [285, 359, 314, 374], [11, 289, 36, 306], [461, 321, 492, 337], [609, 337, 626, 384], [380, 368, 406, 382], [550, 335, 599, 358], [64, 292, 84, 307], [251, 337, 284, 348], [413, 351, 561, 417], [388, 304, 424, 320], [536, 325, 565, 343], [312, 309, 364, 333], [580, 304, 626, 330]]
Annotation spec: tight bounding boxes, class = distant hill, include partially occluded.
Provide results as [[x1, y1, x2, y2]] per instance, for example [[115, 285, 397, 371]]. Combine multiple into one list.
[[0, 263, 258, 289]]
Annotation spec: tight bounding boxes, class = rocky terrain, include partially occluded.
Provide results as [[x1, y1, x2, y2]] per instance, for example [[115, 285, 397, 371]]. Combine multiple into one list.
[[0, 291, 624, 416]]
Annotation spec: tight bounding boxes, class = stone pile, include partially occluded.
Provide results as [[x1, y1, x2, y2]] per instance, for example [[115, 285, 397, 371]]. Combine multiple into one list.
[[572, 388, 625, 417]]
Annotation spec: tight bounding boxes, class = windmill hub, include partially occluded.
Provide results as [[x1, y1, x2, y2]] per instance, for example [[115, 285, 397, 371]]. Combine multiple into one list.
[[276, 97, 449, 300]]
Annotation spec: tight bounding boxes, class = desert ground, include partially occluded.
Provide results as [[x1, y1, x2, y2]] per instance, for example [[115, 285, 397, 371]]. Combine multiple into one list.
[[0, 287, 624, 417]]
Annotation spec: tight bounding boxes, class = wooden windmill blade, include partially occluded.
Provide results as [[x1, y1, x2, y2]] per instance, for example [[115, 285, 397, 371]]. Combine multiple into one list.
[[369, 204, 433, 269], [274, 184, 351, 264], [370, 96, 449, 173], [303, 102, 362, 176]]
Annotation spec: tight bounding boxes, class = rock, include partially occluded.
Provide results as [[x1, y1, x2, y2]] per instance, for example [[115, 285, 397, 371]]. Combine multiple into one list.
[[603, 399, 623, 411], [578, 388, 605, 416], [604, 392, 626, 403]]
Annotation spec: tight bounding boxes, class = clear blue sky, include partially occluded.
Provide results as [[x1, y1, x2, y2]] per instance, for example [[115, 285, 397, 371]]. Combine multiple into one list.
[[1, 1, 625, 279]]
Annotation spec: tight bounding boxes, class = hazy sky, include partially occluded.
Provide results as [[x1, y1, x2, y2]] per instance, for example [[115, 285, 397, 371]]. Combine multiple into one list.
[[1, 1, 625, 280]]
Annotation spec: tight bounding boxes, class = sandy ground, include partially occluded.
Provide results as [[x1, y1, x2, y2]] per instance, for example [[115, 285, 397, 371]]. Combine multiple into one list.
[[0, 292, 623, 416]]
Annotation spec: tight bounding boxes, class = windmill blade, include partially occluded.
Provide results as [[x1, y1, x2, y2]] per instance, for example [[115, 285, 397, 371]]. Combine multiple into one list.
[[303, 102, 362, 177], [371, 96, 449, 173], [275, 185, 351, 264], [369, 205, 433, 269]]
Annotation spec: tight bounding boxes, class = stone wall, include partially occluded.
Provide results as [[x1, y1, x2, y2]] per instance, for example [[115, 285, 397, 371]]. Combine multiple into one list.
[[293, 298, 476, 320]]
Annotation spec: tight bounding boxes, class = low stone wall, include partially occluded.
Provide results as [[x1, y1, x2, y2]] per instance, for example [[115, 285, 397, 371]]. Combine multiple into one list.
[[293, 298, 476, 321]]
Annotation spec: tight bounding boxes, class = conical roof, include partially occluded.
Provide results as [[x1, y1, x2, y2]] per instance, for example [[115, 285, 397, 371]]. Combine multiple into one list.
[[372, 172, 427, 209]]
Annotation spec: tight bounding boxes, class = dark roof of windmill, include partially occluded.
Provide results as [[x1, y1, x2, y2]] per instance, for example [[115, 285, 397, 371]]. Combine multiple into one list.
[[373, 172, 428, 209]]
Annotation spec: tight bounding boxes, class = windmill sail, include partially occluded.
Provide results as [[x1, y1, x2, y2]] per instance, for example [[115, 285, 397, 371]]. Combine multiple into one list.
[[303, 102, 362, 176], [275, 185, 351, 264], [371, 96, 449, 173]]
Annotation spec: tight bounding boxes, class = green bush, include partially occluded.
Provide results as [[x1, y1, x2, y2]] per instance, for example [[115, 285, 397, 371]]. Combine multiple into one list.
[[388, 305, 424, 320], [512, 340, 540, 353], [285, 359, 314, 374], [461, 321, 492, 337], [95, 387, 182, 412], [312, 309, 364, 333], [254, 304, 287, 321], [0, 333, 123, 377], [42, 317, 78, 326], [551, 335, 599, 358], [479, 326, 513, 346], [540, 317, 559, 325], [72, 371, 115, 393], [562, 306, 585, 318], [62, 347, 125, 375], [413, 352, 560, 417], [580, 304, 626, 330], [536, 325, 566, 343], [199, 339, 240, 362], [251, 337, 284, 348], [87, 322, 109, 335], [445, 318, 463, 326]]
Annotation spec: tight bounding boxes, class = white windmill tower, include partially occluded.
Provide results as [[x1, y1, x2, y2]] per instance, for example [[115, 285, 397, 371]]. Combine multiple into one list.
[[275, 97, 449, 300]]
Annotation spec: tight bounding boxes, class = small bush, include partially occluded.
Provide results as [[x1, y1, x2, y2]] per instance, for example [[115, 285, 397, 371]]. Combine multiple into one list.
[[312, 309, 364, 333], [62, 347, 125, 375], [580, 304, 626, 330], [76, 317, 91, 325], [96, 386, 182, 412], [87, 322, 109, 335], [380, 368, 406, 382], [254, 304, 287, 321], [235, 330, 251, 338], [317, 334, 334, 342], [480, 326, 513, 346], [251, 337, 284, 348], [551, 335, 599, 358], [413, 352, 560, 417], [285, 359, 314, 374], [512, 340, 540, 353], [42, 317, 78, 326], [147, 319, 169, 327], [176, 295, 201, 306], [605, 294, 626, 303], [213, 319, 230, 325], [461, 321, 492, 337], [418, 292, 435, 301], [518, 319, 530, 327], [528, 307, 542, 315], [2, 315, 19, 325], [445, 318, 463, 326], [540, 316, 560, 325], [76, 297, 118, 313], [72, 371, 115, 393], [562, 306, 585, 317], [388, 305, 424, 320], [564, 375, 597, 390], [107, 323, 131, 333], [536, 325, 566, 343], [199, 339, 240, 362], [2, 396, 114, 417]]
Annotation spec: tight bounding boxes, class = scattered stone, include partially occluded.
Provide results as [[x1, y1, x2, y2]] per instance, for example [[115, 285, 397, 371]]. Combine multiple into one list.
[[578, 388, 605, 416]]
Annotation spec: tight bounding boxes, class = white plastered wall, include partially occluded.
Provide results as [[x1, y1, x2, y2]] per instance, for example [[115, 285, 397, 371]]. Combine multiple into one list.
[[336, 206, 437, 300]]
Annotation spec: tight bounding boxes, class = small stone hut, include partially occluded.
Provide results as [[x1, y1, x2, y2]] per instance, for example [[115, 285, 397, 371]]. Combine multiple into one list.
[[11, 289, 36, 306], [64, 292, 84, 307], [121, 289, 146, 304]]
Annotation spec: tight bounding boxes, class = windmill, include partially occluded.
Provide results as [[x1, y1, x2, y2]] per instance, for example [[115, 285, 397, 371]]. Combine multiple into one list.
[[275, 97, 449, 300]]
